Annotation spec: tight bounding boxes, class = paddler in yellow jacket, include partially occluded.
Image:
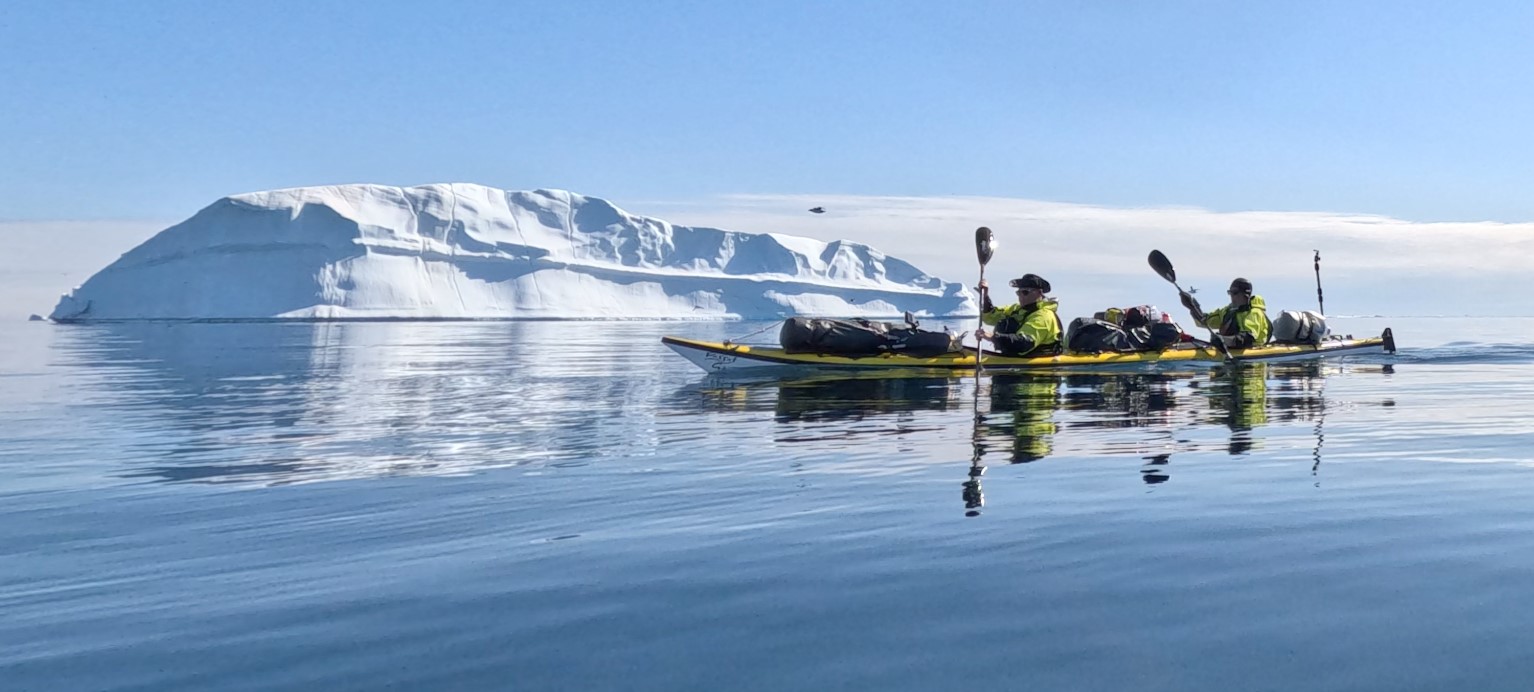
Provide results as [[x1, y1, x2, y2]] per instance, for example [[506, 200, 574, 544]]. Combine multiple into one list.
[[1183, 277, 1271, 349], [975, 273, 1064, 357]]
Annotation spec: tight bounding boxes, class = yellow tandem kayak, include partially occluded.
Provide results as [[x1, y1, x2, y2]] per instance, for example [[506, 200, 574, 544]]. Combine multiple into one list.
[[663, 328, 1395, 374]]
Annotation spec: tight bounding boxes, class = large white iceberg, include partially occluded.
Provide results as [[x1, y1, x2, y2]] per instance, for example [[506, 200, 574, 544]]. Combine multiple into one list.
[[49, 183, 976, 321]]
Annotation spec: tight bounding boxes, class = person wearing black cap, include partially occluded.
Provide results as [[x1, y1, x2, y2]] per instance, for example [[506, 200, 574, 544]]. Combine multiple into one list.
[[1181, 277, 1271, 348], [974, 273, 1064, 357]]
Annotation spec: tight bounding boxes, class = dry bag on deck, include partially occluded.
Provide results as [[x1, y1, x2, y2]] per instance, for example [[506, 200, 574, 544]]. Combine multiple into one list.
[[1272, 310, 1328, 345], [1066, 318, 1185, 354], [779, 317, 959, 357], [1066, 318, 1140, 353], [885, 326, 961, 357], [1147, 322, 1184, 349], [1095, 304, 1173, 328]]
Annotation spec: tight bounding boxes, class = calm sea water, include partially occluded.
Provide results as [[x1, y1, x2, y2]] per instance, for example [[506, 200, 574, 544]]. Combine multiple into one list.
[[3, 317, 1534, 691]]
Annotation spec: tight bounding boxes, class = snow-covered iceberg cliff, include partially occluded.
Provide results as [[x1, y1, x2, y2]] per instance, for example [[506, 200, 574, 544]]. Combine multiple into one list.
[[50, 184, 975, 321]]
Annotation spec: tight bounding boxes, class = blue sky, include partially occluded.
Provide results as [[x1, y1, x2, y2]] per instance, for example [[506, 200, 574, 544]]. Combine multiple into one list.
[[3, 1, 1532, 318], [5, 1, 1533, 221]]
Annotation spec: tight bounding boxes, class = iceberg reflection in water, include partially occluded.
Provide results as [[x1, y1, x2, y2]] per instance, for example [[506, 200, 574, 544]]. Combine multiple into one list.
[[44, 321, 680, 486]]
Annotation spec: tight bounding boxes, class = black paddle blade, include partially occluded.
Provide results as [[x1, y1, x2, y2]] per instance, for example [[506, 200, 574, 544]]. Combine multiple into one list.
[[1147, 250, 1176, 283], [975, 227, 995, 266]]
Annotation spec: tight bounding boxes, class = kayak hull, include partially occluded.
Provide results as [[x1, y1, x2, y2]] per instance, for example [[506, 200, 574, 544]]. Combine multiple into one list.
[[663, 328, 1396, 374]]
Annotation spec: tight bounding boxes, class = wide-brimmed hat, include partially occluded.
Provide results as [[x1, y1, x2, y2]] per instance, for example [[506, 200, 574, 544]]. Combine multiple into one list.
[[1009, 274, 1051, 293]]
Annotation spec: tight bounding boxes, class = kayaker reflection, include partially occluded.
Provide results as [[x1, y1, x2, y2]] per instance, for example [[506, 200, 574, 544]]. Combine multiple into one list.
[[974, 274, 1064, 357], [1209, 363, 1269, 455], [961, 377, 1059, 516], [1182, 277, 1271, 349], [987, 375, 1062, 463]]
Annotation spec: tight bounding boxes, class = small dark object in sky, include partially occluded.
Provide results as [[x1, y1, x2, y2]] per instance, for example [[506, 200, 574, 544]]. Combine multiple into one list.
[[808, 207, 825, 214]]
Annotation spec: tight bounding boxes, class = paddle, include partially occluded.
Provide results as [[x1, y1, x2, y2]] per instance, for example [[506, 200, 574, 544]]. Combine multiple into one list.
[[1147, 249, 1232, 362], [965, 227, 995, 517], [973, 227, 995, 366]]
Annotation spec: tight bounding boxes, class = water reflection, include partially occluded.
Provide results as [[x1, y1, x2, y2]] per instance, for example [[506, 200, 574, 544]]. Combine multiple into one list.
[[682, 362, 1397, 515], [773, 376, 957, 423], [986, 375, 1062, 463], [44, 320, 1395, 494], [46, 322, 677, 486], [1197, 362, 1383, 457]]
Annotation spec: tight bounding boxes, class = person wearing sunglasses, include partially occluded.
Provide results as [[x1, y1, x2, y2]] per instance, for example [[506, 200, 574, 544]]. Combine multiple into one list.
[[974, 273, 1064, 357], [1181, 277, 1271, 349]]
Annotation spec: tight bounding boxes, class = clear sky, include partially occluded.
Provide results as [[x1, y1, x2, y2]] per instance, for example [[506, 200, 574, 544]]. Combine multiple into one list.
[[3, 1, 1532, 318]]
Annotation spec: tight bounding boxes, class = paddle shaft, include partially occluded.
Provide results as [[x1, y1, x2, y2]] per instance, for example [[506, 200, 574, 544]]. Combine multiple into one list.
[[967, 227, 993, 516], [974, 264, 987, 367], [1193, 293, 1234, 362], [1146, 250, 1233, 362], [1165, 276, 1230, 359], [973, 227, 995, 371]]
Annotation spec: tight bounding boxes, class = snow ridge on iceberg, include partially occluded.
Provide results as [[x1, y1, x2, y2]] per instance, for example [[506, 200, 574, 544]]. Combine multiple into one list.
[[50, 183, 976, 321]]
